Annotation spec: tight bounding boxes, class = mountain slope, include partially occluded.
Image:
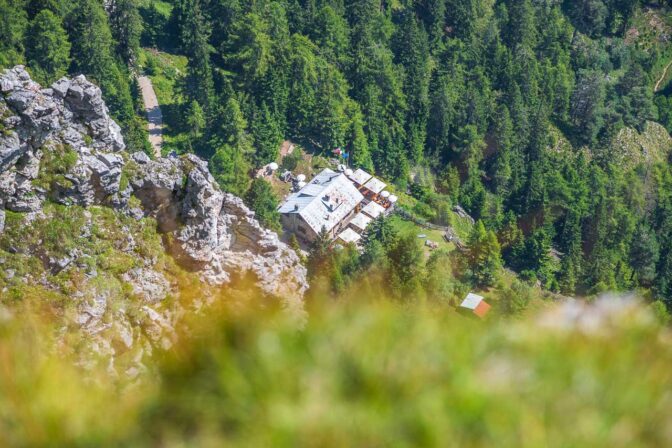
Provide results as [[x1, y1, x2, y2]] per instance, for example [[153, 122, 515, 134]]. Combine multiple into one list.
[[0, 66, 306, 374]]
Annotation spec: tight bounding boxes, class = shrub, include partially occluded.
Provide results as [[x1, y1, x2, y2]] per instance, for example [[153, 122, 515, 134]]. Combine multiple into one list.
[[281, 147, 303, 172]]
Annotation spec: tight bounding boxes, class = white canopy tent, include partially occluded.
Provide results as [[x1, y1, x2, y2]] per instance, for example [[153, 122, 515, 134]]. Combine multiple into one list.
[[361, 201, 386, 219], [363, 177, 387, 194], [338, 228, 362, 245], [349, 212, 373, 232], [349, 168, 373, 186]]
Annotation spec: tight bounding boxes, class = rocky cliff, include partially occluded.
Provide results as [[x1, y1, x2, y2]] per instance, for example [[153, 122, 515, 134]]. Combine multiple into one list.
[[0, 66, 306, 375]]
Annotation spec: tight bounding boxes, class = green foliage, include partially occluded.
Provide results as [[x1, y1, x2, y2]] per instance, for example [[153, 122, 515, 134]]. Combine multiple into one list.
[[244, 178, 281, 232], [177, 0, 214, 116], [25, 10, 71, 85], [209, 144, 250, 196], [32, 144, 78, 192], [650, 300, 671, 325], [280, 147, 303, 172], [0, 203, 167, 297], [208, 97, 253, 195], [630, 223, 660, 286], [66, 0, 149, 153], [499, 279, 533, 316], [250, 102, 282, 165], [80, 0, 672, 304], [386, 231, 424, 300], [0, 0, 28, 68], [109, 0, 143, 65], [185, 99, 205, 141], [5, 0, 672, 304], [4, 295, 672, 446], [466, 221, 502, 287], [424, 249, 462, 305]]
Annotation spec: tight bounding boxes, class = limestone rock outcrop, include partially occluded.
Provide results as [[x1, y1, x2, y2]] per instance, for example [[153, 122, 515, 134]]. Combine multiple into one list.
[[129, 153, 307, 309], [0, 66, 307, 374], [0, 66, 127, 212], [0, 65, 305, 302]]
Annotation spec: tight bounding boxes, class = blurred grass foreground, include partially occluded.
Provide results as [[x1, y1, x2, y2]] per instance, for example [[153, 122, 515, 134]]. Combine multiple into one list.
[[1, 293, 672, 447]]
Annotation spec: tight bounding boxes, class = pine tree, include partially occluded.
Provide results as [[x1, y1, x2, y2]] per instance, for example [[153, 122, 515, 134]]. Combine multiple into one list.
[[564, 0, 609, 37], [0, 0, 28, 67], [178, 0, 214, 116], [630, 224, 660, 287], [558, 210, 584, 293], [208, 97, 253, 195], [108, 0, 142, 65], [491, 105, 514, 196], [394, 12, 431, 165], [223, 11, 275, 84], [427, 69, 463, 163], [346, 102, 373, 171], [244, 178, 281, 232], [308, 5, 349, 68], [570, 69, 606, 146], [251, 103, 282, 166], [466, 221, 503, 287], [26, 10, 71, 85], [209, 144, 251, 196], [506, 0, 537, 49], [419, 0, 447, 51], [387, 232, 425, 300], [186, 100, 205, 149]]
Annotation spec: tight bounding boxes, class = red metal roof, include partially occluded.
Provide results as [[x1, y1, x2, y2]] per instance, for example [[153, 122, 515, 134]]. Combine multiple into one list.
[[473, 301, 491, 318]]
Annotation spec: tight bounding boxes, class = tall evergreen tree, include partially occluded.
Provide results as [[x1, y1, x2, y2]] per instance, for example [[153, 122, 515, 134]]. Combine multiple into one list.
[[394, 12, 431, 165], [466, 221, 503, 287], [244, 178, 281, 232], [208, 97, 252, 195], [108, 0, 142, 65], [251, 102, 282, 166], [25, 9, 70, 85], [0, 0, 28, 67], [179, 0, 214, 117], [630, 223, 660, 286]]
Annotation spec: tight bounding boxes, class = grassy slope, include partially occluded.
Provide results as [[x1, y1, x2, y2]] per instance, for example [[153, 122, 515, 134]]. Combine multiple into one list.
[[0, 202, 212, 372], [390, 214, 456, 254], [0, 295, 671, 446]]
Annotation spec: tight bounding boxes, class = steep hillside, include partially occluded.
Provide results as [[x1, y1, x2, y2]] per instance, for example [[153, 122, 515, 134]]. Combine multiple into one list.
[[0, 66, 306, 374]]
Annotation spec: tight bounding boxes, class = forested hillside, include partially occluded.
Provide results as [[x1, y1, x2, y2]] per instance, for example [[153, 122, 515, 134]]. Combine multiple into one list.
[[4, 0, 672, 307]]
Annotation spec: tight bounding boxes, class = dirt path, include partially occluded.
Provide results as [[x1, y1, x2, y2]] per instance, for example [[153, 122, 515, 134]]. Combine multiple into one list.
[[137, 75, 162, 157], [655, 60, 672, 92]]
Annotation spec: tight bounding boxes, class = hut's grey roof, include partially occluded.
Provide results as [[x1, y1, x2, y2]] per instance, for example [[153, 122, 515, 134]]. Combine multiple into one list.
[[279, 168, 364, 234]]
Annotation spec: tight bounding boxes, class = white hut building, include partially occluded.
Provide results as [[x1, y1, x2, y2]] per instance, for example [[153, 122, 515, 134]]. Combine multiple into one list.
[[279, 169, 365, 242]]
